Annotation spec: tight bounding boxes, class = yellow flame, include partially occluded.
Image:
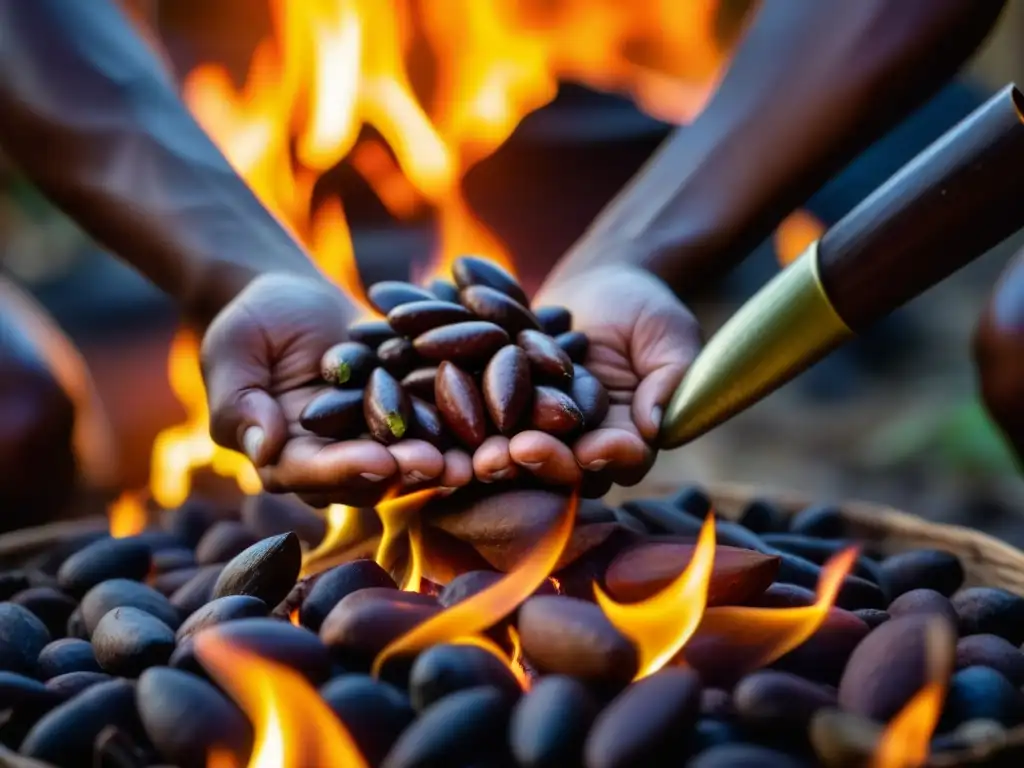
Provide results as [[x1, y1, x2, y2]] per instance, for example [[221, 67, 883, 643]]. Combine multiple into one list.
[[872, 619, 954, 768], [197, 631, 369, 768], [697, 547, 860, 669], [372, 491, 577, 675], [108, 490, 148, 539], [401, 520, 425, 593], [372, 488, 439, 581], [594, 514, 716, 679], [453, 632, 530, 691], [301, 504, 366, 578]]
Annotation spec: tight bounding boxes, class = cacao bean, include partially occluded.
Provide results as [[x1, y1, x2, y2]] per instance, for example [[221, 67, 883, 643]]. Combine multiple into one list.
[[583, 668, 702, 768], [388, 300, 474, 337], [409, 643, 521, 711], [320, 341, 377, 387], [887, 589, 958, 626], [953, 587, 1024, 645], [66, 606, 87, 640], [427, 279, 460, 304], [760, 534, 877, 581], [378, 337, 419, 378], [733, 670, 837, 731], [518, 595, 636, 684], [347, 320, 396, 348], [620, 499, 703, 536], [20, 679, 139, 766], [152, 548, 196, 574], [368, 281, 436, 314], [10, 587, 76, 639], [518, 330, 573, 383], [212, 531, 301, 610], [320, 674, 415, 766], [319, 592, 442, 670], [533, 306, 572, 337], [555, 331, 588, 363], [137, 667, 252, 767], [165, 498, 221, 549], [151, 566, 201, 597], [530, 386, 584, 437], [195, 521, 258, 566], [940, 666, 1024, 730], [0, 571, 32, 601], [81, 579, 180, 637], [452, 256, 529, 306], [853, 609, 890, 629], [435, 361, 488, 449], [774, 608, 871, 687], [880, 549, 964, 600], [300, 560, 396, 632], [482, 345, 532, 434], [788, 505, 847, 538], [364, 368, 412, 444], [57, 538, 151, 598], [37, 638, 100, 679], [510, 675, 598, 768], [44, 670, 112, 699], [409, 397, 449, 448], [690, 745, 806, 768], [401, 367, 439, 402], [169, 565, 225, 617], [299, 388, 365, 439], [753, 583, 817, 608], [241, 493, 327, 548], [0, 671, 62, 710], [0, 603, 50, 676], [414, 321, 510, 367], [737, 499, 788, 534], [91, 606, 176, 677], [461, 285, 540, 335], [176, 595, 268, 642], [956, 634, 1024, 686], [569, 365, 609, 429], [381, 685, 513, 768]]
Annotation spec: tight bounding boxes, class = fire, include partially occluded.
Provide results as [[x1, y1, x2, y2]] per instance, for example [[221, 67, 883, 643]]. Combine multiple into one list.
[[697, 547, 859, 670], [301, 504, 364, 578], [401, 520, 425, 593], [288, 607, 301, 627], [594, 514, 716, 679], [149, 330, 261, 509], [372, 488, 440, 579], [196, 630, 368, 768], [872, 618, 955, 768], [107, 490, 148, 539], [371, 491, 577, 676], [775, 208, 826, 267]]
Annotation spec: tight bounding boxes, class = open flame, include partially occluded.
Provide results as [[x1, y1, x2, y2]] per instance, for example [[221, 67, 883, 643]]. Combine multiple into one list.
[[594, 514, 716, 679], [143, 0, 731, 507], [371, 491, 577, 677], [300, 504, 365, 578], [872, 618, 954, 768], [372, 487, 440, 581], [196, 630, 369, 768], [107, 490, 148, 539], [696, 547, 860, 669]]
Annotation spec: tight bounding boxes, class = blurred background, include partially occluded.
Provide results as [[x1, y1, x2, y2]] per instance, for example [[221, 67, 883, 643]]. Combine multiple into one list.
[[2, 0, 1024, 539]]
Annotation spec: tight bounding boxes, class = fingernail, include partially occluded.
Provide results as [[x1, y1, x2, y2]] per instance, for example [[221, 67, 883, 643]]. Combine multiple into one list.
[[584, 460, 608, 471], [242, 426, 265, 464], [360, 473, 388, 483], [490, 468, 513, 481], [650, 406, 663, 427], [405, 471, 431, 483], [520, 461, 543, 471]]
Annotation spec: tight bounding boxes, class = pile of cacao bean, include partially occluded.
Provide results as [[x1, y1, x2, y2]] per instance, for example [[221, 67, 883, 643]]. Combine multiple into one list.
[[301, 256, 606, 450], [1, 485, 1023, 767]]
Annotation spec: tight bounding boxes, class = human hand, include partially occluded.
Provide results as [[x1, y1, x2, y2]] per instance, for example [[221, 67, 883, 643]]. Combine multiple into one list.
[[471, 264, 701, 492], [201, 273, 472, 507]]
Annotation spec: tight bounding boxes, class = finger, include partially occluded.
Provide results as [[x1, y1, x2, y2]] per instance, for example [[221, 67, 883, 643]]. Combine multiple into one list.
[[201, 311, 287, 467], [258, 437, 397, 493], [632, 364, 689, 442], [573, 427, 651, 478], [473, 435, 518, 483], [388, 440, 445, 485], [441, 449, 473, 488], [509, 431, 581, 485]]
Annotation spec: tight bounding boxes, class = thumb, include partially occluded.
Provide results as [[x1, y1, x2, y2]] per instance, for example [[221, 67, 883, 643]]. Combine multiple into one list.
[[630, 302, 703, 443], [201, 310, 288, 468]]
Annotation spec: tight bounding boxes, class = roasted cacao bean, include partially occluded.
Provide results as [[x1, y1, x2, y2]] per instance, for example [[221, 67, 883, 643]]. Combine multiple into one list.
[[347, 320, 396, 348], [320, 674, 415, 766], [388, 300, 474, 337], [530, 386, 584, 437], [91, 606, 176, 677], [195, 521, 259, 566], [435, 361, 488, 449], [461, 285, 540, 335], [953, 587, 1024, 645], [81, 579, 180, 637], [409, 643, 521, 711], [175, 595, 268, 643], [378, 337, 420, 378], [887, 588, 958, 626], [880, 548, 965, 600], [10, 587, 77, 639], [300, 559, 397, 632], [788, 505, 847, 538], [518, 330, 574, 383], [320, 591, 442, 670], [368, 281, 437, 314], [510, 675, 598, 768], [555, 331, 588, 363], [320, 341, 377, 387], [409, 397, 449, 448], [569, 365, 609, 429], [170, 565, 225, 617], [0, 603, 50, 676], [44, 670, 112, 699], [57, 538, 151, 598], [37, 638, 101, 679], [733, 670, 837, 731], [427, 279, 460, 304], [414, 321, 510, 367], [940, 666, 1024, 730], [956, 634, 1024, 686], [737, 499, 788, 534], [533, 306, 572, 337], [152, 548, 196, 574], [401, 367, 439, 402], [364, 368, 412, 445], [452, 256, 529, 306], [212, 532, 301, 609], [482, 345, 531, 434], [299, 388, 365, 439]]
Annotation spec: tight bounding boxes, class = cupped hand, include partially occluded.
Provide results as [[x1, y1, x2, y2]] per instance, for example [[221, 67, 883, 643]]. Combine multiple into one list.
[[472, 264, 702, 492], [201, 273, 471, 506]]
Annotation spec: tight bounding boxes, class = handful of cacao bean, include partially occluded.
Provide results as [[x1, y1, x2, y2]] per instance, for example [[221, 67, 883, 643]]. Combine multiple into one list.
[[300, 256, 608, 451]]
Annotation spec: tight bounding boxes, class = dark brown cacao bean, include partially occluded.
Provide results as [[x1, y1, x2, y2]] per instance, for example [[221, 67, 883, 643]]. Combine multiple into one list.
[[435, 362, 488, 449], [91, 606, 176, 677], [320, 674, 415, 766], [378, 337, 419, 378], [461, 285, 540, 335], [530, 386, 584, 437], [401, 367, 439, 402], [37, 638, 101, 679], [482, 345, 531, 434], [953, 587, 1024, 645], [299, 388, 365, 439], [57, 538, 151, 598], [364, 368, 412, 444], [388, 300, 474, 337], [534, 306, 572, 337], [300, 560, 396, 632], [409, 643, 521, 711], [518, 330, 573, 382], [194, 521, 259, 566], [452, 256, 529, 306], [570, 365, 609, 428], [409, 397, 450, 448], [81, 579, 181, 636], [0, 603, 50, 676], [320, 341, 377, 387], [347, 320, 396, 348], [175, 595, 268, 642], [368, 281, 437, 314], [555, 331, 588, 363], [212, 532, 302, 609], [414, 321, 510, 367]]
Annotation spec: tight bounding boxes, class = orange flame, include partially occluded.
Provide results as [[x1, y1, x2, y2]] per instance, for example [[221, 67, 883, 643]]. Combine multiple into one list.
[[107, 490, 148, 539], [288, 607, 301, 627], [371, 491, 577, 676], [196, 630, 369, 768], [401, 520, 425, 593], [872, 619, 954, 768], [697, 547, 860, 670], [774, 208, 825, 268], [594, 514, 716, 679], [149, 329, 261, 509], [300, 504, 364, 578], [373, 487, 439, 578]]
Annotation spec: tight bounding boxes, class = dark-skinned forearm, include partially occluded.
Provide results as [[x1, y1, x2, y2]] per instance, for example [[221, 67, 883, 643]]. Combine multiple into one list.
[[550, 0, 1007, 296], [0, 0, 321, 326]]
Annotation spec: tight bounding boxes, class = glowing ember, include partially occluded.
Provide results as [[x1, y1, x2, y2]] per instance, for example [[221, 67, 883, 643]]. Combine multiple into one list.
[[697, 547, 860, 669], [149, 330, 261, 509], [196, 630, 368, 768], [594, 514, 716, 679], [872, 619, 955, 768], [371, 492, 577, 675], [107, 490, 147, 539], [774, 208, 826, 267]]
